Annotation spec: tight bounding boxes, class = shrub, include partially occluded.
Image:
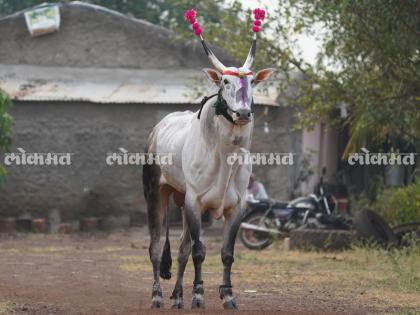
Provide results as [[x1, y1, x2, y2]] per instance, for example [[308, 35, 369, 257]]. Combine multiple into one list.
[[0, 90, 12, 187], [373, 183, 420, 226], [350, 180, 420, 226]]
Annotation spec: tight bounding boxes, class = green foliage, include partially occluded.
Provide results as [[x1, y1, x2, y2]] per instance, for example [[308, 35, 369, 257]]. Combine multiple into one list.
[[352, 182, 420, 226], [167, 0, 420, 156], [0, 90, 12, 187], [270, 0, 420, 155], [373, 183, 420, 226], [0, 0, 56, 16]]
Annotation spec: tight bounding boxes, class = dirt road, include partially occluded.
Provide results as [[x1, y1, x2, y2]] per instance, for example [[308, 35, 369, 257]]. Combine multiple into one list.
[[0, 228, 417, 315]]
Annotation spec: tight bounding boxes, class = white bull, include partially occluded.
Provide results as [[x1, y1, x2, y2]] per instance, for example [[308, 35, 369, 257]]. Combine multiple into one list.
[[143, 8, 274, 310]]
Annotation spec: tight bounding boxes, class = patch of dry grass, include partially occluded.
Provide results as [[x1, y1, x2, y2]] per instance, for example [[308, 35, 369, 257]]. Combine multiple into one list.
[[113, 236, 420, 313], [238, 242, 420, 312], [0, 301, 16, 315], [175, 238, 420, 312]]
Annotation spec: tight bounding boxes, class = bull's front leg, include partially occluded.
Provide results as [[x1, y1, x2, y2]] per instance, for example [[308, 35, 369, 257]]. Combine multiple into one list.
[[220, 208, 243, 309], [185, 196, 206, 309]]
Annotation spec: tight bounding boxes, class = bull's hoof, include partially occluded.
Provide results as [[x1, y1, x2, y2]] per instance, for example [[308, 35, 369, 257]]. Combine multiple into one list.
[[220, 286, 237, 310], [151, 282, 164, 308], [191, 283, 205, 309], [171, 297, 183, 309], [191, 295, 205, 309], [151, 296, 164, 308], [171, 302, 183, 309], [223, 298, 237, 310]]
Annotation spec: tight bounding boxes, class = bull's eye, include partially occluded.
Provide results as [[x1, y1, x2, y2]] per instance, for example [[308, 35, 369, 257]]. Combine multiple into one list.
[[251, 79, 255, 84], [223, 79, 229, 85]]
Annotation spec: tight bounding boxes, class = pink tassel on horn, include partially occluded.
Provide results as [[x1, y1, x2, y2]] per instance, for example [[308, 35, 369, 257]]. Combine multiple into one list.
[[251, 8, 266, 33], [184, 9, 202, 36], [184, 9, 196, 23], [253, 8, 266, 20]]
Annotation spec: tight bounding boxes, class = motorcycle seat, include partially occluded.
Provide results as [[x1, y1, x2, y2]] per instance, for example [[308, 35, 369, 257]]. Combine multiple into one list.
[[272, 201, 288, 209], [273, 208, 293, 220]]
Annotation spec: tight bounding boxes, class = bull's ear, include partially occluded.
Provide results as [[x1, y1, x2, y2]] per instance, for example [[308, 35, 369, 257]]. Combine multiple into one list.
[[203, 68, 222, 86], [253, 68, 276, 86]]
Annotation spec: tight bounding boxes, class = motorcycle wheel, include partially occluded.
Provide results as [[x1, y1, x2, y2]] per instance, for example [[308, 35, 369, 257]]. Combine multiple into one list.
[[392, 222, 420, 246], [239, 212, 273, 250], [353, 208, 397, 247]]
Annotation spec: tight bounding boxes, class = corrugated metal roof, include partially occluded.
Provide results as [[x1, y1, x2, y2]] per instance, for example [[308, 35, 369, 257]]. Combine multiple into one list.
[[0, 64, 279, 106]]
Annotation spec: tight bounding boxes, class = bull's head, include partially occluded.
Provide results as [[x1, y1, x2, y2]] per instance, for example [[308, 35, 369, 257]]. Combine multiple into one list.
[[185, 8, 275, 125]]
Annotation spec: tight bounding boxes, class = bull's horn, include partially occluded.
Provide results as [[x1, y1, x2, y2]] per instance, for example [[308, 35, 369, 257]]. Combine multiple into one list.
[[184, 9, 227, 73], [242, 33, 256, 70], [243, 8, 266, 69], [200, 35, 227, 73]]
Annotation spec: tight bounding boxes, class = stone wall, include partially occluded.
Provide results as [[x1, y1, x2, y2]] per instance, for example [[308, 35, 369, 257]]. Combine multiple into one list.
[[0, 101, 300, 221]]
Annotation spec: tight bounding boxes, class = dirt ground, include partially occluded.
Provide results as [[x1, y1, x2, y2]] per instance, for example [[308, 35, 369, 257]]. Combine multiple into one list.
[[0, 228, 418, 315]]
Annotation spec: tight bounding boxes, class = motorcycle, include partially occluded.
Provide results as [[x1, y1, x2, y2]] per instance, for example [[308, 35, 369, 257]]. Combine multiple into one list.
[[239, 168, 343, 250]]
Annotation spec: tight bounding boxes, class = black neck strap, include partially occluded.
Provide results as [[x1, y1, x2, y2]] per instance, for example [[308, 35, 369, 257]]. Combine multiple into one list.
[[197, 93, 218, 119], [213, 89, 235, 124], [197, 88, 254, 125]]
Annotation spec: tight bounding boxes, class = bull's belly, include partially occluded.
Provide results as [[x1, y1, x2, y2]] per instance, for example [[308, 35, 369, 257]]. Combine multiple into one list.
[[199, 185, 242, 219]]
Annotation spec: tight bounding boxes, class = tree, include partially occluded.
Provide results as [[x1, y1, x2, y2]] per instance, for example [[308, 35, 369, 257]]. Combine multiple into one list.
[[267, 0, 420, 156], [0, 91, 12, 187]]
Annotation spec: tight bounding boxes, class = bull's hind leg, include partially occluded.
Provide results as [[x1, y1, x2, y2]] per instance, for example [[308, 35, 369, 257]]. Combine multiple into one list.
[[170, 208, 191, 309], [143, 163, 172, 308], [184, 195, 206, 309], [219, 209, 243, 309]]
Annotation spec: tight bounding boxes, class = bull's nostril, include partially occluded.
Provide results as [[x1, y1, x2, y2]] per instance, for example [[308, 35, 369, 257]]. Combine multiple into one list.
[[247, 113, 251, 117], [236, 112, 241, 117]]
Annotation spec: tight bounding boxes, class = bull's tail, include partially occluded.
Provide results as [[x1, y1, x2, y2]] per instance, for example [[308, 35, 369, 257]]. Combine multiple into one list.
[[143, 139, 171, 281], [160, 214, 172, 280]]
